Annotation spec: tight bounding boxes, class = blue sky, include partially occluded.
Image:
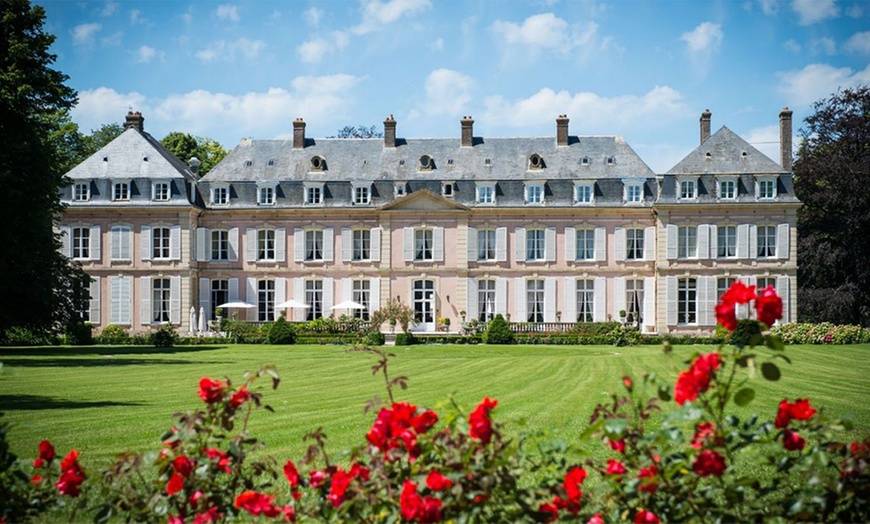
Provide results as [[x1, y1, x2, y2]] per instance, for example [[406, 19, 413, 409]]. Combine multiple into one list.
[[41, 0, 869, 172]]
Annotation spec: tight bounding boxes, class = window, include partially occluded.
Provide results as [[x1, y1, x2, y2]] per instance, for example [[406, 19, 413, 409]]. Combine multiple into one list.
[[476, 184, 495, 204], [576, 229, 595, 261], [625, 183, 643, 203], [352, 280, 370, 320], [678, 277, 697, 324], [419, 155, 434, 170], [626, 228, 644, 260], [211, 230, 229, 261], [306, 185, 322, 205], [717, 277, 736, 300], [477, 279, 496, 322], [719, 179, 736, 200], [526, 229, 546, 261], [717, 226, 736, 258], [310, 156, 325, 171], [414, 229, 433, 261], [301, 230, 322, 261], [576, 279, 594, 322], [354, 185, 370, 205], [395, 183, 406, 197], [526, 280, 545, 322], [110, 225, 131, 261], [757, 277, 776, 291], [305, 280, 323, 321], [678, 226, 698, 258], [73, 183, 90, 201], [72, 227, 90, 259], [258, 229, 276, 261], [477, 229, 496, 261], [258, 280, 275, 322], [352, 229, 370, 261], [626, 279, 644, 322], [258, 186, 275, 205], [525, 184, 544, 204], [758, 226, 776, 258], [211, 186, 228, 205], [528, 154, 543, 170], [210, 280, 228, 320], [442, 182, 454, 197], [153, 182, 170, 201], [113, 181, 130, 201], [575, 184, 593, 204], [153, 227, 171, 259], [152, 278, 171, 323], [679, 179, 697, 200], [757, 178, 776, 199]]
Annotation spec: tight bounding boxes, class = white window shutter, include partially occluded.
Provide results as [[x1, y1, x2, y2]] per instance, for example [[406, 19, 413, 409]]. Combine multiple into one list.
[[371, 228, 381, 262], [643, 277, 655, 328], [323, 278, 334, 314], [564, 227, 576, 262], [319, 227, 331, 263], [698, 276, 716, 326], [777, 224, 790, 260], [514, 277, 526, 322], [170, 276, 181, 325], [60, 225, 71, 257], [199, 278, 210, 321], [666, 224, 678, 259], [593, 277, 606, 322], [140, 276, 152, 325], [433, 227, 444, 262], [196, 228, 208, 261], [110, 276, 119, 324], [341, 278, 352, 302], [495, 278, 508, 317], [466, 278, 478, 321], [697, 224, 709, 259], [293, 278, 304, 321], [643, 227, 656, 261], [275, 277, 286, 311], [228, 278, 239, 302], [89, 277, 101, 324], [246, 278, 257, 321], [777, 275, 790, 323], [403, 227, 414, 262], [293, 228, 304, 262], [90, 225, 101, 261], [228, 228, 239, 261], [275, 227, 287, 262], [544, 278, 557, 322], [120, 276, 132, 325], [594, 227, 607, 262], [110, 227, 123, 260], [467, 227, 478, 262], [708, 225, 718, 258], [515, 228, 526, 262], [496, 227, 508, 262], [170, 225, 181, 260], [545, 228, 557, 262], [341, 228, 352, 262], [141, 225, 152, 261], [736, 224, 749, 259], [749, 225, 758, 259], [614, 227, 626, 261], [247, 228, 257, 262], [563, 277, 577, 322], [666, 276, 677, 325], [614, 277, 626, 316], [369, 277, 380, 316]]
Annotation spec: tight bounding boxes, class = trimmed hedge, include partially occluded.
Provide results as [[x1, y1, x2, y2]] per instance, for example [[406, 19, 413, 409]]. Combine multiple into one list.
[[395, 333, 416, 346], [484, 314, 514, 344], [267, 317, 296, 345], [771, 322, 870, 344]]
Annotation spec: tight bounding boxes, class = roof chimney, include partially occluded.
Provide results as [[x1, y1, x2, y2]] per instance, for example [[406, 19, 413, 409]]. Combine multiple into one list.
[[124, 111, 144, 132], [700, 109, 711, 144], [461, 116, 474, 147], [779, 107, 793, 171], [293, 118, 306, 149], [556, 114, 570, 146], [384, 114, 396, 148]]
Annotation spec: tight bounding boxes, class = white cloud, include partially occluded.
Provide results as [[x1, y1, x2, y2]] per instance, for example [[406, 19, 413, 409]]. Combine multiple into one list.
[[779, 63, 870, 106], [791, 0, 839, 25], [783, 39, 801, 53], [810, 37, 837, 55], [681, 22, 723, 52], [758, 0, 779, 15], [137, 45, 163, 63], [71, 23, 101, 45], [195, 38, 266, 62], [304, 7, 323, 26], [215, 4, 240, 22], [100, 1, 118, 17], [129, 9, 146, 26], [101, 31, 123, 47], [431, 37, 444, 51], [72, 87, 149, 132], [297, 31, 349, 64], [844, 31, 870, 54], [420, 69, 473, 116], [489, 13, 610, 59], [352, 0, 432, 35]]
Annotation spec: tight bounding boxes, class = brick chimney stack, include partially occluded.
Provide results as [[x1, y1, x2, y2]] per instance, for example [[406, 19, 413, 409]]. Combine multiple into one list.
[[556, 114, 570, 146], [779, 107, 793, 171], [124, 111, 144, 132], [293, 118, 306, 149], [700, 109, 711, 144], [461, 116, 474, 147], [384, 114, 396, 148]]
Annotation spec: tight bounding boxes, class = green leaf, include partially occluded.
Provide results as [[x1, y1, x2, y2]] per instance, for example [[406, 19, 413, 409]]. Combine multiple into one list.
[[604, 417, 628, 437], [765, 334, 785, 351], [761, 362, 781, 381], [734, 388, 756, 406], [578, 419, 604, 441], [657, 385, 672, 402]]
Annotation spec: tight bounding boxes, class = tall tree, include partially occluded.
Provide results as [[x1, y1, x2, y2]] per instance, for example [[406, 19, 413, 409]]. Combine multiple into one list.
[[330, 125, 384, 139], [83, 122, 124, 155], [161, 131, 228, 176], [0, 0, 89, 341], [794, 84, 870, 325]]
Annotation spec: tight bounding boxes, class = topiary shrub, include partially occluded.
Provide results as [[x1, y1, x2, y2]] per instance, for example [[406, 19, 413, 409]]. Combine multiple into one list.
[[149, 324, 178, 348], [268, 317, 296, 345], [97, 324, 130, 345], [395, 332, 416, 346], [64, 322, 93, 346], [483, 314, 514, 345], [364, 332, 386, 346]]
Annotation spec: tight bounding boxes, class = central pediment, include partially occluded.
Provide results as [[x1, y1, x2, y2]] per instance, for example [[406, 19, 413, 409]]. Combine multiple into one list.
[[380, 189, 469, 212]]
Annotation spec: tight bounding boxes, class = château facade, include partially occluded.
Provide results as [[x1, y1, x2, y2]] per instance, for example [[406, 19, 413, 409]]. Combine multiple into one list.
[[58, 110, 800, 335]]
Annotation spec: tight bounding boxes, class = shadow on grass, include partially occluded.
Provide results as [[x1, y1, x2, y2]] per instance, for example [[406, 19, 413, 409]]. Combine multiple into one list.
[[0, 345, 228, 357], [0, 357, 233, 368], [0, 394, 143, 411]]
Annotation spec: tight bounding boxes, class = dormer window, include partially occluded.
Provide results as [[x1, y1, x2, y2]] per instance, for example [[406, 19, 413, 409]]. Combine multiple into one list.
[[310, 156, 326, 171], [419, 155, 434, 171], [476, 182, 496, 204], [574, 182, 594, 204], [718, 178, 737, 200], [485, 158, 492, 166], [525, 182, 545, 205], [678, 177, 698, 200], [606, 156, 615, 165], [757, 176, 777, 200], [705, 152, 712, 160], [442, 182, 454, 198], [113, 181, 130, 201], [624, 181, 643, 203], [581, 157, 590, 166], [528, 153, 544, 170], [352, 182, 371, 205], [305, 183, 324, 205], [447, 159, 453, 165], [73, 182, 90, 202], [211, 185, 229, 205], [152, 181, 170, 201], [257, 183, 276, 205]]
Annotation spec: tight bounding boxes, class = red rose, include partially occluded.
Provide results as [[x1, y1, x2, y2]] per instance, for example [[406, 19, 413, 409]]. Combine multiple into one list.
[[230, 386, 251, 409], [234, 491, 280, 518], [468, 397, 498, 444], [426, 470, 454, 491], [721, 281, 756, 304], [635, 509, 661, 524], [608, 437, 625, 453], [588, 514, 605, 524], [206, 448, 231, 473], [563, 466, 587, 503], [606, 459, 626, 476], [172, 456, 194, 477], [35, 440, 55, 468], [192, 507, 223, 524], [327, 469, 352, 508], [56, 450, 85, 497], [349, 462, 370, 481], [400, 480, 421, 521], [637, 464, 658, 493], [284, 460, 300, 488], [775, 399, 792, 428], [691, 422, 717, 449], [675, 353, 721, 405], [623, 376, 633, 390], [715, 301, 738, 331], [309, 468, 332, 489], [281, 505, 296, 522], [538, 502, 559, 523], [31, 474, 43, 485], [417, 496, 443, 523], [756, 285, 783, 327], [789, 398, 816, 421], [783, 429, 806, 451], [692, 449, 727, 477], [366, 402, 437, 461], [167, 472, 184, 495], [197, 377, 227, 404]]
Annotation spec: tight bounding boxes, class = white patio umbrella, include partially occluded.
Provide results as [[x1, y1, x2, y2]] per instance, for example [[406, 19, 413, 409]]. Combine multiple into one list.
[[198, 307, 206, 333], [274, 299, 310, 309], [217, 301, 255, 309], [188, 307, 197, 334], [330, 300, 365, 311]]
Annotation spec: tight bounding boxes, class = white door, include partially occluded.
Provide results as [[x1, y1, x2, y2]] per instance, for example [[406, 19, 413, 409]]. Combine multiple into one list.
[[412, 280, 436, 332]]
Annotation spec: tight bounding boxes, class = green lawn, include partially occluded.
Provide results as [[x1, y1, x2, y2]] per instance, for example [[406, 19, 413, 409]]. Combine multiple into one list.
[[1, 343, 869, 471]]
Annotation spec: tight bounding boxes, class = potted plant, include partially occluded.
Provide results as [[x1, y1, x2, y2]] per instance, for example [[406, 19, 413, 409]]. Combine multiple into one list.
[[442, 317, 451, 331], [556, 311, 562, 322], [460, 310, 466, 322]]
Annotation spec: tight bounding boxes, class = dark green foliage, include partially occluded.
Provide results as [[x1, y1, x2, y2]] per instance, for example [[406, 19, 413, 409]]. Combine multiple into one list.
[[225, 320, 269, 344], [63, 322, 93, 345], [268, 317, 296, 345], [329, 125, 383, 139], [2, 326, 57, 346], [483, 314, 514, 345], [97, 324, 130, 345], [364, 331, 386, 346], [571, 322, 621, 336], [730, 319, 764, 348], [395, 332, 416, 346], [160, 132, 228, 176], [149, 324, 178, 348]]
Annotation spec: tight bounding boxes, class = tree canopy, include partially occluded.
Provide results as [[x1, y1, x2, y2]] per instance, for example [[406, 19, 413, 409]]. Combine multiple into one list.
[[794, 84, 870, 325], [329, 125, 384, 139], [160, 132, 229, 176]]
